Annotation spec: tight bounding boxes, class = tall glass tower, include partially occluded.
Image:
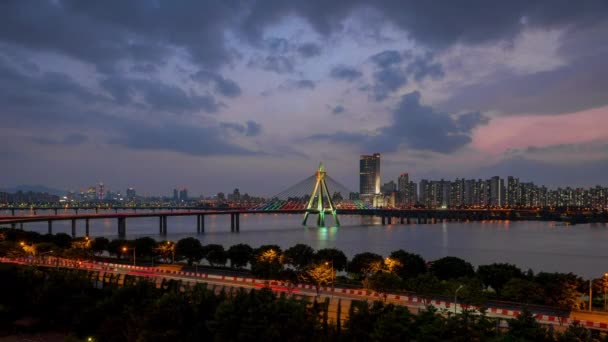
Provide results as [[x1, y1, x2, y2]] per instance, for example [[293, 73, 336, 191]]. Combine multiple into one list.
[[359, 153, 381, 197]]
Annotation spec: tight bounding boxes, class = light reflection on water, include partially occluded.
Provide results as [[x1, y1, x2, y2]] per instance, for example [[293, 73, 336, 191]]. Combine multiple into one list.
[[1, 209, 607, 277]]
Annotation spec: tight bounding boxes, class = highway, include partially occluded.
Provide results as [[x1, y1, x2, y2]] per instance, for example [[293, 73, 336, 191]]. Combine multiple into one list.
[[2, 256, 607, 331]]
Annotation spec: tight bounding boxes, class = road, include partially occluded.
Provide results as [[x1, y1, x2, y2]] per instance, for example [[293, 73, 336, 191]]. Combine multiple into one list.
[[2, 256, 607, 331]]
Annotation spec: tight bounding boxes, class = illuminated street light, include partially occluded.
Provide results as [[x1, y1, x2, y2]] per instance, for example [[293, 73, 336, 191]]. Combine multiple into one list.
[[122, 246, 136, 266], [454, 285, 464, 314]]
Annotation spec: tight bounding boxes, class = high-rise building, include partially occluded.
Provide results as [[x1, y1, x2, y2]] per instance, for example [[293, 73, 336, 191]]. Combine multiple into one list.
[[98, 183, 104, 201], [232, 188, 241, 202], [86, 186, 97, 201], [381, 181, 396, 195], [173, 189, 179, 201], [359, 153, 381, 197], [126, 188, 136, 201], [179, 188, 188, 202], [398, 173, 409, 206]]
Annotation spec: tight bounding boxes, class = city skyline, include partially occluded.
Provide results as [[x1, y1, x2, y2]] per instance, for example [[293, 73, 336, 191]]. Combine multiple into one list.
[[1, 2, 608, 194]]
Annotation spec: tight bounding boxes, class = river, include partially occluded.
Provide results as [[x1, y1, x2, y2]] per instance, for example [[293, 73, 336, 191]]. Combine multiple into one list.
[[2, 209, 607, 278]]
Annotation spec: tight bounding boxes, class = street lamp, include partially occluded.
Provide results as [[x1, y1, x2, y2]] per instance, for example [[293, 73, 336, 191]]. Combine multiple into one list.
[[325, 260, 335, 293], [454, 285, 464, 314], [122, 246, 136, 266], [166, 241, 175, 264]]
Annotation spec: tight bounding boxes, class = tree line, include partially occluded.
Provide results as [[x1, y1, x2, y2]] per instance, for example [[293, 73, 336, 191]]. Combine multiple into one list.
[[0, 228, 602, 311], [0, 264, 604, 341]]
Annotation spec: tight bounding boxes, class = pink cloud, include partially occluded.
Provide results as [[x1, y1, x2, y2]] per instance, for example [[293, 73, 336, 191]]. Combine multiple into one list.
[[471, 106, 608, 154]]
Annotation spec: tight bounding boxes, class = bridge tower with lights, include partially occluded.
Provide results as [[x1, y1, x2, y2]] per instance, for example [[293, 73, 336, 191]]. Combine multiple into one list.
[[302, 163, 340, 227]]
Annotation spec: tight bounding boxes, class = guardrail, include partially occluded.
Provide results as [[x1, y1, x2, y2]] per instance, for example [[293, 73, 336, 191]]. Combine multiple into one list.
[[2, 256, 606, 330]]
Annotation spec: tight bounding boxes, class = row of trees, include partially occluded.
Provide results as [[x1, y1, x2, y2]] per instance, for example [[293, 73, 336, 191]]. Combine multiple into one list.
[[0, 228, 596, 310], [0, 264, 603, 341]]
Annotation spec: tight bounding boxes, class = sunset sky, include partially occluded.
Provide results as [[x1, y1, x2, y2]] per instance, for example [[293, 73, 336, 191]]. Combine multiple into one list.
[[1, 1, 607, 196]]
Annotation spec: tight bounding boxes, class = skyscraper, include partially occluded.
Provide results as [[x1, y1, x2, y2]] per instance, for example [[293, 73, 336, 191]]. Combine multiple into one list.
[[398, 173, 410, 206], [359, 153, 381, 197]]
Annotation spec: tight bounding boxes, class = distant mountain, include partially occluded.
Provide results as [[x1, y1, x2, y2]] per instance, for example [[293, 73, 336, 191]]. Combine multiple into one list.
[[0, 185, 66, 196]]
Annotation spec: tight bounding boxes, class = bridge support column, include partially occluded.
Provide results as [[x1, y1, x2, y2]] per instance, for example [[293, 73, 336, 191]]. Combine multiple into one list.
[[54, 208, 58, 215], [381, 215, 386, 225], [114, 208, 118, 214], [197, 215, 201, 234], [159, 216, 164, 235], [85, 218, 90, 237], [400, 215, 404, 224], [406, 216, 410, 224], [201, 215, 205, 233], [162, 216, 167, 235], [95, 207, 98, 214], [75, 208, 79, 215], [117, 217, 126, 238], [11, 208, 15, 216], [11, 223, 16, 230], [230, 213, 235, 232], [48, 220, 53, 234], [19, 222, 23, 230], [33, 209, 36, 215], [235, 213, 240, 232], [71, 219, 76, 237]]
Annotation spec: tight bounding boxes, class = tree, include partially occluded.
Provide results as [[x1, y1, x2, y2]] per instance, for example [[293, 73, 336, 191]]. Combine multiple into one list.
[[156, 240, 176, 263], [107, 239, 125, 258], [347, 252, 384, 279], [501, 278, 545, 304], [535, 272, 583, 309], [405, 273, 444, 305], [313, 248, 348, 272], [52, 233, 73, 249], [283, 244, 315, 270], [429, 256, 475, 280], [477, 263, 523, 295], [227, 243, 253, 269], [363, 272, 402, 296], [176, 237, 203, 266], [91, 237, 109, 255], [388, 250, 427, 279], [506, 309, 550, 341], [203, 244, 227, 266], [251, 245, 283, 279], [133, 237, 157, 259], [369, 305, 415, 342], [300, 263, 335, 294]]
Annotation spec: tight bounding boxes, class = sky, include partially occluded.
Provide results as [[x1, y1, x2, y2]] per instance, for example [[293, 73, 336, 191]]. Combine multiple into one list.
[[1, 1, 607, 197]]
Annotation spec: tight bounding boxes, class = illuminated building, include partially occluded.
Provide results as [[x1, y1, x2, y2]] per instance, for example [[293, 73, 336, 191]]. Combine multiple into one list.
[[359, 153, 381, 198]]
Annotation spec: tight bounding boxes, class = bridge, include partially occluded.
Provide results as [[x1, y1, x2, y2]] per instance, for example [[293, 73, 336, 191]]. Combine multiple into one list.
[[0, 163, 601, 238]]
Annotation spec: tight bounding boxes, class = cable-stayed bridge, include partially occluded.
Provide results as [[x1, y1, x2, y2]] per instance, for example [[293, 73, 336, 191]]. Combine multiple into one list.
[[0, 163, 571, 237]]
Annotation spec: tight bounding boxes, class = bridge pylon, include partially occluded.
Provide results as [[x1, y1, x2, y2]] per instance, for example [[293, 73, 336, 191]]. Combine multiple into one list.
[[302, 163, 340, 227]]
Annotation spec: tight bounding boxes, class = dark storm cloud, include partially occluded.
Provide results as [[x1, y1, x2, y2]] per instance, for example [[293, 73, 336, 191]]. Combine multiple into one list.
[[238, 1, 608, 50], [331, 105, 345, 114], [368, 50, 444, 101], [309, 91, 488, 153], [249, 55, 295, 74], [110, 122, 259, 157], [100, 76, 220, 113], [0, 1, 240, 73], [192, 70, 242, 98], [220, 121, 263, 137], [297, 42, 322, 58], [32, 133, 88, 146], [329, 65, 363, 81], [370, 50, 402, 68]]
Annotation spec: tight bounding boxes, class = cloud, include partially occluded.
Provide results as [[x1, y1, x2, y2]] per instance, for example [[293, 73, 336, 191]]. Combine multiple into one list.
[[329, 65, 362, 81], [253, 55, 295, 74], [297, 42, 322, 58], [368, 50, 444, 101], [101, 76, 220, 113], [32, 133, 88, 146], [192, 70, 242, 98], [309, 91, 488, 153], [331, 105, 345, 114], [220, 120, 262, 137], [280, 79, 316, 91], [111, 121, 259, 157]]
